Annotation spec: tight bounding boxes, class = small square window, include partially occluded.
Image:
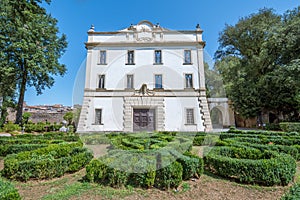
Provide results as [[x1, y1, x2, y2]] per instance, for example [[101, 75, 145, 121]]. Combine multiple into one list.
[[127, 50, 135, 65], [154, 50, 162, 64], [99, 50, 106, 65], [186, 108, 195, 124], [127, 75, 134, 89], [185, 74, 193, 88], [98, 75, 105, 89], [95, 109, 102, 125], [184, 50, 192, 64], [155, 74, 163, 89]]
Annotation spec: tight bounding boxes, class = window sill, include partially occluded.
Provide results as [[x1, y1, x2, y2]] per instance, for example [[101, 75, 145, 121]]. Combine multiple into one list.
[[98, 63, 107, 65], [125, 63, 135, 65], [92, 123, 104, 125], [184, 87, 195, 90], [185, 123, 197, 126], [125, 88, 135, 91], [183, 63, 193, 65], [153, 63, 163, 65], [96, 88, 107, 91], [153, 88, 164, 91]]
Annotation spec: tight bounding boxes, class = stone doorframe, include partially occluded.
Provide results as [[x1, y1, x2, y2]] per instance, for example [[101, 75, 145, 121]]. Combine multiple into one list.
[[123, 96, 165, 132]]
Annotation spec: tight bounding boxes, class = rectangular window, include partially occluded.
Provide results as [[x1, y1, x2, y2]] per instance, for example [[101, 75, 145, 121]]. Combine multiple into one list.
[[127, 50, 135, 64], [99, 50, 106, 65], [154, 50, 162, 64], [98, 75, 105, 89], [127, 75, 134, 89], [95, 109, 102, 125], [186, 108, 195, 124], [185, 74, 193, 88], [155, 74, 162, 89], [184, 50, 192, 64]]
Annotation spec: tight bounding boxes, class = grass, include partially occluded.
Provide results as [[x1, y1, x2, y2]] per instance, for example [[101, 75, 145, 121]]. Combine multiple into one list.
[[41, 182, 141, 200]]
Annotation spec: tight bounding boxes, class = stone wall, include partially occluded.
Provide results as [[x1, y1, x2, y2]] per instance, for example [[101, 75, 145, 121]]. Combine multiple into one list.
[[6, 108, 66, 124]]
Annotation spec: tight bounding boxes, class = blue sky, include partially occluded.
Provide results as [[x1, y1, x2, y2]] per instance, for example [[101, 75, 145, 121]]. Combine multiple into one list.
[[24, 0, 300, 106]]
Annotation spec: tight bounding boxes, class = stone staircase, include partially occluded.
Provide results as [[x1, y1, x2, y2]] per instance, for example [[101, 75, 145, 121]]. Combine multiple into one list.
[[77, 97, 91, 132], [198, 96, 213, 132]]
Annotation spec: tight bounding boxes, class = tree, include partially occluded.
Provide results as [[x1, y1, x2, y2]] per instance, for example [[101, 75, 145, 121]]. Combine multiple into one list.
[[0, 0, 67, 125], [63, 111, 74, 126], [22, 112, 32, 125], [215, 7, 300, 121]]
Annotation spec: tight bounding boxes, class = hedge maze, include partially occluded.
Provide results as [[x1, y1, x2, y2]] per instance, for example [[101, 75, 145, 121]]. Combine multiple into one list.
[[1, 127, 300, 198], [204, 128, 299, 186], [85, 132, 204, 189]]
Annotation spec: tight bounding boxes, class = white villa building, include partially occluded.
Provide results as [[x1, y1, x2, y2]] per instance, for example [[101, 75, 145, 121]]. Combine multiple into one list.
[[77, 20, 214, 133]]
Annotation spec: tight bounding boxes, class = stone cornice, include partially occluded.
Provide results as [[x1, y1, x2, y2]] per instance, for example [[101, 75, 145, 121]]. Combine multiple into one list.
[[84, 88, 207, 97], [85, 41, 206, 49], [87, 30, 203, 35]]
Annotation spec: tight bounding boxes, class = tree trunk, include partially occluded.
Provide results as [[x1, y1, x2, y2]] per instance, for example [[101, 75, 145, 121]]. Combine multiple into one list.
[[15, 69, 27, 125]]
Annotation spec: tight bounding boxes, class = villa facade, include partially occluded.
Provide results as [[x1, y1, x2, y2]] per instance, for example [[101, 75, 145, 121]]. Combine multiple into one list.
[[77, 21, 213, 133]]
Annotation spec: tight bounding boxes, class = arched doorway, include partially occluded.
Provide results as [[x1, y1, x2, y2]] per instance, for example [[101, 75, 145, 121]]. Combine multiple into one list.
[[211, 107, 223, 129]]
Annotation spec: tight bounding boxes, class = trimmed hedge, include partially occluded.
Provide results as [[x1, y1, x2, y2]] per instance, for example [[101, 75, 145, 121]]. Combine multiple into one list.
[[281, 183, 300, 200], [280, 122, 300, 133], [219, 139, 299, 160], [0, 178, 21, 200], [2, 142, 93, 181], [86, 148, 204, 189], [204, 146, 296, 186], [154, 161, 183, 190], [0, 144, 49, 156]]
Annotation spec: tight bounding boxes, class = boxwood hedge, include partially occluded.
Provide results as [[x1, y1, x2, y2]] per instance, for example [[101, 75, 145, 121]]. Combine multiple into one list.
[[86, 148, 203, 189], [204, 146, 296, 186], [220, 139, 299, 160], [0, 178, 21, 200], [281, 183, 300, 200], [2, 142, 93, 181]]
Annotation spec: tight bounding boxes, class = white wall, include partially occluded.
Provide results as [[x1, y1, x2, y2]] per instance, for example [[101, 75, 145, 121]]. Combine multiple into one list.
[[165, 97, 204, 132], [85, 97, 123, 132], [88, 48, 201, 91]]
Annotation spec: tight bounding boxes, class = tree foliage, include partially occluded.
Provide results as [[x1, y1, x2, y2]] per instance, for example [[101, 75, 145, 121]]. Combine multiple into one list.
[[0, 0, 67, 124], [215, 8, 300, 121]]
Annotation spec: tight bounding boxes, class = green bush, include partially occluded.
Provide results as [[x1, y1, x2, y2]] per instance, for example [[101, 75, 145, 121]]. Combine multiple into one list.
[[220, 139, 299, 160], [0, 144, 49, 156], [280, 122, 300, 133], [0, 178, 21, 200], [177, 152, 204, 180], [3, 122, 21, 133], [281, 183, 300, 200], [154, 161, 183, 190], [2, 142, 92, 181], [204, 146, 296, 186]]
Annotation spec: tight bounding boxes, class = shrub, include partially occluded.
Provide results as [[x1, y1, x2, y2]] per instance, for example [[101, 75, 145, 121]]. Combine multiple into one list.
[[220, 140, 299, 160], [204, 146, 296, 186], [3, 122, 21, 133], [0, 144, 49, 156], [280, 122, 300, 133], [0, 178, 21, 200], [281, 183, 300, 200], [177, 152, 204, 180], [154, 161, 183, 190], [2, 142, 92, 181]]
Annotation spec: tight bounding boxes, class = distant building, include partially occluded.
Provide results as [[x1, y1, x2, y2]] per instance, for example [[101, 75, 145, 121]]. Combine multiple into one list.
[[77, 21, 213, 133], [6, 102, 72, 124]]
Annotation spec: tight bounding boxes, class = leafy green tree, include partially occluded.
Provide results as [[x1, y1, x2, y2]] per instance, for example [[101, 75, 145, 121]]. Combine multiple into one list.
[[215, 8, 300, 121], [22, 112, 32, 125], [0, 0, 67, 125], [204, 62, 226, 98], [63, 111, 74, 126]]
